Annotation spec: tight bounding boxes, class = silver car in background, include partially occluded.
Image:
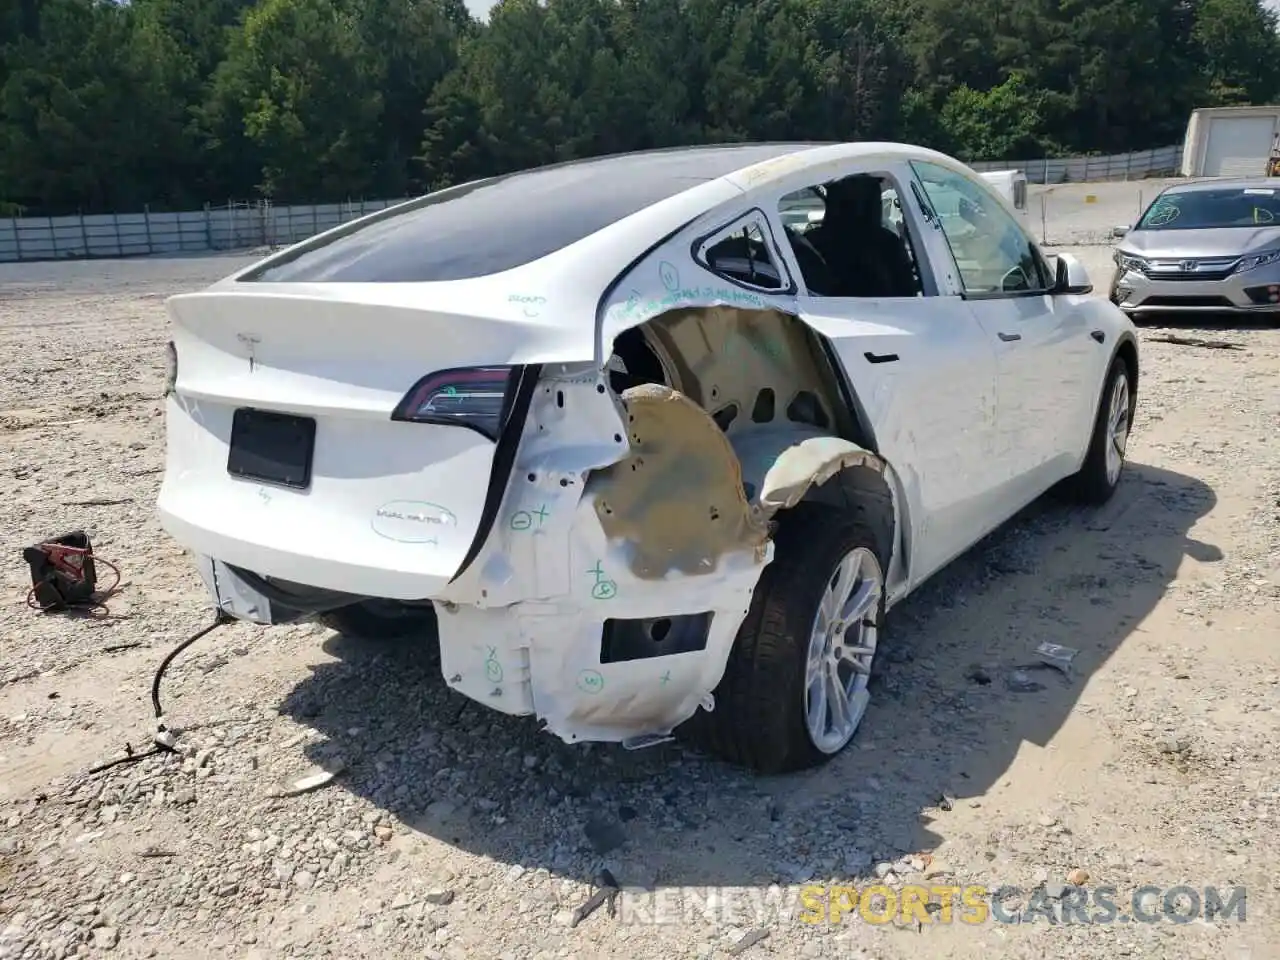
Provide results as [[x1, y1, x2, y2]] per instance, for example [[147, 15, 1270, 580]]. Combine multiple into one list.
[[1108, 179, 1280, 319]]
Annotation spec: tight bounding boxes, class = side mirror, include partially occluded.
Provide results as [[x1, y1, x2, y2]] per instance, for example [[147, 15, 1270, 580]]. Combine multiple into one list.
[[1055, 252, 1093, 296], [1111, 225, 1130, 238]]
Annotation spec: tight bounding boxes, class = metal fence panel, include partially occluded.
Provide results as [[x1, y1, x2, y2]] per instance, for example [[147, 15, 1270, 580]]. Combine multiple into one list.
[[969, 144, 1184, 184], [0, 144, 1188, 264]]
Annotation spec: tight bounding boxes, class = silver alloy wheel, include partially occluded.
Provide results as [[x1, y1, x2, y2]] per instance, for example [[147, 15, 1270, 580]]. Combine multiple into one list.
[[1105, 371, 1131, 486], [804, 546, 882, 754]]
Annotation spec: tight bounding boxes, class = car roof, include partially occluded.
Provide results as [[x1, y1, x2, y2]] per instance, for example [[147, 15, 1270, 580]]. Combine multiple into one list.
[[1160, 177, 1280, 196], [241, 143, 832, 284]]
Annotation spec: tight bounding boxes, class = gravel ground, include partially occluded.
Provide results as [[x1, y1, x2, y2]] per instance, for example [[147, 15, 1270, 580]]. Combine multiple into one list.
[[1, 242, 1278, 960], [1029, 180, 1180, 246]]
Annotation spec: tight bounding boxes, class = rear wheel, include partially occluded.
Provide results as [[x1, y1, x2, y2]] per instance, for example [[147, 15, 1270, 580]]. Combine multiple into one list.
[[318, 599, 439, 645], [678, 506, 886, 773]]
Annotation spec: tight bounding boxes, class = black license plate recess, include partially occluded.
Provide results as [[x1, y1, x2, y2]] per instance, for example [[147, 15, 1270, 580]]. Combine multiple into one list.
[[227, 408, 316, 489]]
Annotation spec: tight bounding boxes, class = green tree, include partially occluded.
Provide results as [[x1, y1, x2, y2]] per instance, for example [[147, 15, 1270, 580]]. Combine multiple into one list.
[[207, 0, 381, 200], [937, 72, 1051, 160], [8, 0, 1280, 214], [0, 0, 196, 213], [1192, 0, 1280, 104], [359, 0, 469, 196]]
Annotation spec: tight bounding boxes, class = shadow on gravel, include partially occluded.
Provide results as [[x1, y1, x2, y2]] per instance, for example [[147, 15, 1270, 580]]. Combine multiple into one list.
[[1135, 311, 1280, 331], [279, 461, 1216, 892]]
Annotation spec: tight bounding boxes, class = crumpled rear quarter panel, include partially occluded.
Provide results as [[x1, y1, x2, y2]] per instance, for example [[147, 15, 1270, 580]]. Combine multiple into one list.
[[435, 364, 773, 743]]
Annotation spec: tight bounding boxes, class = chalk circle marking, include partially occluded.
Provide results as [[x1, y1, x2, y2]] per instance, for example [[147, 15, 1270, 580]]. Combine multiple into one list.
[[371, 500, 456, 544], [483, 645, 504, 684], [576, 670, 605, 694], [658, 261, 681, 292]]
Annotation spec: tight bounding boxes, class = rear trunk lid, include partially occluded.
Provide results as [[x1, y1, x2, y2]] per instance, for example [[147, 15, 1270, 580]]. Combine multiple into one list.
[[158, 286, 579, 599]]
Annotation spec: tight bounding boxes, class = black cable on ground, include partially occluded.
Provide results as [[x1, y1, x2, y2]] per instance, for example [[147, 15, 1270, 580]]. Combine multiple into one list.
[[151, 611, 233, 731], [86, 610, 234, 777], [88, 746, 165, 775]]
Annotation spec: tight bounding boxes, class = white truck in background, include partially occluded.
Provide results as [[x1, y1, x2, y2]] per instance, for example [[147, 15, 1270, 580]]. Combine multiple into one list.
[[879, 168, 1031, 234], [979, 168, 1032, 229]]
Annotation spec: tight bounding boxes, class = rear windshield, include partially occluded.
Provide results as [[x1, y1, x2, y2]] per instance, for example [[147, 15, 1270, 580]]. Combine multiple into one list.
[[1136, 187, 1280, 230], [242, 144, 814, 283]]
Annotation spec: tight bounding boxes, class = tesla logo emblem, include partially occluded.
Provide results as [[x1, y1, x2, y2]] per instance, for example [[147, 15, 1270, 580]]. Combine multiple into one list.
[[237, 333, 260, 373], [1181, 260, 1198, 271]]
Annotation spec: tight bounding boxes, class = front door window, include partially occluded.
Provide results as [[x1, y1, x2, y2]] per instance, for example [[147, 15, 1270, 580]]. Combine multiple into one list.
[[910, 161, 1050, 296]]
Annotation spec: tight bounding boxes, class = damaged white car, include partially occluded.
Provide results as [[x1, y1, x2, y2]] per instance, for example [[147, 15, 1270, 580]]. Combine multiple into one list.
[[158, 142, 1138, 773]]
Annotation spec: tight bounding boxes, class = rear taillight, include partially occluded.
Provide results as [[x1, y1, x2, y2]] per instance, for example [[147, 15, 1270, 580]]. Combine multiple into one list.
[[391, 366, 517, 440]]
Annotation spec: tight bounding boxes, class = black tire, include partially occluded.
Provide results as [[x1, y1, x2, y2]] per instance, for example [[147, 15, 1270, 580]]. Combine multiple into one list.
[[1065, 355, 1133, 505], [677, 505, 887, 774], [318, 599, 439, 645]]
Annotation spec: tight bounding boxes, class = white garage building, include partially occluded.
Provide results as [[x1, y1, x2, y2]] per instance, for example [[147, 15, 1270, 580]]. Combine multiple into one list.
[[1181, 104, 1280, 177]]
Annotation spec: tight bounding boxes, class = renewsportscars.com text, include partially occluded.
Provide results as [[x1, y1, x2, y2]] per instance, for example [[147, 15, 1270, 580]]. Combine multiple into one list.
[[610, 883, 1247, 926]]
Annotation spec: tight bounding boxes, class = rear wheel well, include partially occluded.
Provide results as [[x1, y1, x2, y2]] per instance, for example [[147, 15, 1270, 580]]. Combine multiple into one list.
[[1115, 336, 1138, 397], [606, 305, 868, 447], [604, 305, 897, 575], [824, 464, 895, 572]]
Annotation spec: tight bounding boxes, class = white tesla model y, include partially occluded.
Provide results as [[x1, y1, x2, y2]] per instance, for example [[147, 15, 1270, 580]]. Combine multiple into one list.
[[158, 142, 1138, 773]]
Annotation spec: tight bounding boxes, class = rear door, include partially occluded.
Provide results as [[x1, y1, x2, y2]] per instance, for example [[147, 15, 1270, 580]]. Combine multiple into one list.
[[769, 161, 1007, 586]]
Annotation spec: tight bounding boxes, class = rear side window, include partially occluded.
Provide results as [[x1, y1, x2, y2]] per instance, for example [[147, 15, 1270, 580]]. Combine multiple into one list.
[[241, 145, 814, 283]]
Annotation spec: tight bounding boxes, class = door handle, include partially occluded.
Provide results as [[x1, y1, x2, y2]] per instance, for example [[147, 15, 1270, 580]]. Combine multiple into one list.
[[864, 351, 899, 364], [997, 332, 1021, 342]]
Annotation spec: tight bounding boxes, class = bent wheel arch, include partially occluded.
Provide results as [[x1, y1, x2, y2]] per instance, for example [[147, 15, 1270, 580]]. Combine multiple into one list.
[[729, 425, 903, 589]]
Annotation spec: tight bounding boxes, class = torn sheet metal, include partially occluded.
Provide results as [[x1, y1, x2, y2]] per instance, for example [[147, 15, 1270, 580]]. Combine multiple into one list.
[[597, 226, 798, 359], [437, 425, 769, 743], [1034, 641, 1079, 676], [429, 276, 899, 743], [195, 556, 291, 625], [757, 435, 880, 511], [638, 304, 846, 432], [432, 362, 770, 744], [442, 363, 632, 608], [435, 535, 766, 743]]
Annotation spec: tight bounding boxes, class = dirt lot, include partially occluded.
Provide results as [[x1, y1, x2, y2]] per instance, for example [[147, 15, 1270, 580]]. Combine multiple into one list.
[[1, 236, 1279, 960], [1029, 179, 1178, 246]]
